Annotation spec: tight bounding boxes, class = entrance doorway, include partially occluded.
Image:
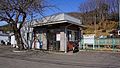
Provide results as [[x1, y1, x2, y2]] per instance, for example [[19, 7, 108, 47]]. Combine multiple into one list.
[[47, 29, 60, 51]]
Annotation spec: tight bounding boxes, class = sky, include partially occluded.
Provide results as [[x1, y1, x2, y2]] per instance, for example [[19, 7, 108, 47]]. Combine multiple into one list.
[[0, 0, 87, 26], [44, 0, 87, 16]]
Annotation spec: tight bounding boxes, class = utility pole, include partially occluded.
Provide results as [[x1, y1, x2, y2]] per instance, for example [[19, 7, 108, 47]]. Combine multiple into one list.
[[94, 16, 97, 36], [118, 0, 120, 29], [118, 0, 120, 36]]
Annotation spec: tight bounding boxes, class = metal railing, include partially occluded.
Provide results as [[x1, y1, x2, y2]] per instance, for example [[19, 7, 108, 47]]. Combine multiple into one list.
[[80, 38, 120, 51]]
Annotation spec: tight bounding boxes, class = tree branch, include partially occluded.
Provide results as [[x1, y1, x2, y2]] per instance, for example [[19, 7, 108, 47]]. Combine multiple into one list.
[[0, 16, 14, 23], [19, 12, 26, 29]]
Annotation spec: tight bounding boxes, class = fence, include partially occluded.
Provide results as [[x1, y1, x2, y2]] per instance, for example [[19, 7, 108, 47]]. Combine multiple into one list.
[[80, 38, 120, 51]]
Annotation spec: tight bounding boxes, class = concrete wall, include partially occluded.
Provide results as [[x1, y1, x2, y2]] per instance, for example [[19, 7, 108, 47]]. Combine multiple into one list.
[[42, 33, 47, 50], [60, 32, 66, 51]]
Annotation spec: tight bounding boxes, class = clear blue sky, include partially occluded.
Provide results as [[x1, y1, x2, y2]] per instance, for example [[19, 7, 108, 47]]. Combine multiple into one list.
[[44, 0, 87, 16], [0, 0, 87, 26]]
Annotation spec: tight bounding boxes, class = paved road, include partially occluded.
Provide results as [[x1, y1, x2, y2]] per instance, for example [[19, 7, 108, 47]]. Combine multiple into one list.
[[0, 46, 120, 68]]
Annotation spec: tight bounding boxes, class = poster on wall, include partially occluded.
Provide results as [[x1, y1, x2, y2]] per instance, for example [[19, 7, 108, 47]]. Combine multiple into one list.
[[118, 30, 120, 35], [56, 34, 60, 41]]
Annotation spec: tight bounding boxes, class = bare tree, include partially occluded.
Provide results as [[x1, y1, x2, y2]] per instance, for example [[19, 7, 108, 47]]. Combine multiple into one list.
[[0, 0, 49, 50], [79, 0, 119, 35], [79, 0, 119, 21]]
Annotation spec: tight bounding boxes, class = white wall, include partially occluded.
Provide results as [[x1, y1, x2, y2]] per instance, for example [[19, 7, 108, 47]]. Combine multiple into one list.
[[0, 35, 9, 44]]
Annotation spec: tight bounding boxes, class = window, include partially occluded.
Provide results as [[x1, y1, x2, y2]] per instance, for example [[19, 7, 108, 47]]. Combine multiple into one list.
[[67, 30, 78, 41], [67, 31, 72, 41]]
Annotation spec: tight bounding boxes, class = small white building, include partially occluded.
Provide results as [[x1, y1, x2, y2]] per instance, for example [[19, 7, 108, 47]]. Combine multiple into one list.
[[32, 13, 83, 53]]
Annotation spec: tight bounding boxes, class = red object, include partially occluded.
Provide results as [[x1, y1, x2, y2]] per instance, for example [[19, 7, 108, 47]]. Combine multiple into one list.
[[67, 41, 74, 51]]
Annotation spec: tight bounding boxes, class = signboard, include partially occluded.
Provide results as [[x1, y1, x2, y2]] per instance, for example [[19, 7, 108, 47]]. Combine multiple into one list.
[[83, 34, 95, 44], [118, 30, 120, 35], [56, 34, 60, 41]]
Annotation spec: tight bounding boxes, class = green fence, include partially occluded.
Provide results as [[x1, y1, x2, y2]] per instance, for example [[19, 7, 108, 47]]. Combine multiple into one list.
[[95, 38, 120, 45], [80, 38, 120, 51]]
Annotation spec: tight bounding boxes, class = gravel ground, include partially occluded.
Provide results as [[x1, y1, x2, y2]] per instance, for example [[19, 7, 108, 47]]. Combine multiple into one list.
[[0, 45, 120, 68]]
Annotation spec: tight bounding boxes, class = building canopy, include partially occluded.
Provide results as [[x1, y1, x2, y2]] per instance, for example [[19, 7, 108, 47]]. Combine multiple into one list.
[[32, 13, 82, 27]]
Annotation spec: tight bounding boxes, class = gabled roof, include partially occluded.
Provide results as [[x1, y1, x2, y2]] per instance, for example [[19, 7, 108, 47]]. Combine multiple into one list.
[[32, 13, 82, 27]]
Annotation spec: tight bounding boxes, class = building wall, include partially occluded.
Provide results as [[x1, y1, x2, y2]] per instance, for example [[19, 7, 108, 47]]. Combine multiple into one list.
[[33, 23, 81, 52], [0, 35, 9, 44], [41, 33, 47, 50], [60, 31, 66, 51]]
